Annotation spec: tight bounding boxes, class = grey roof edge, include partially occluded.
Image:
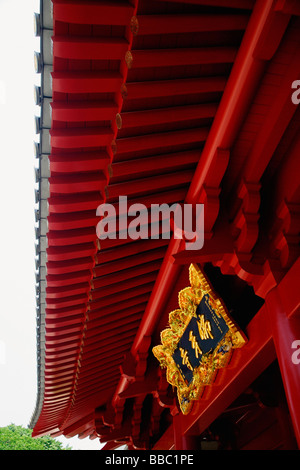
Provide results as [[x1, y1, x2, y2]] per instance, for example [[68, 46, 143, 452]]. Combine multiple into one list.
[[29, 0, 53, 431]]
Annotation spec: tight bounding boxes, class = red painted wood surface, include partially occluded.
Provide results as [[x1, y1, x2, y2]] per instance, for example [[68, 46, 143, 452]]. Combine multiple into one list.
[[32, 0, 300, 450]]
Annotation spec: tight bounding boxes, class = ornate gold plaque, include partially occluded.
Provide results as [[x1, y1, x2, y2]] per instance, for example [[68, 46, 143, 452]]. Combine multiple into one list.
[[153, 264, 247, 414]]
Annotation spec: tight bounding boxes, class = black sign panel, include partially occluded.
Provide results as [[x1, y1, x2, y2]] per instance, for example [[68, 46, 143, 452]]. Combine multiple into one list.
[[172, 294, 229, 384]]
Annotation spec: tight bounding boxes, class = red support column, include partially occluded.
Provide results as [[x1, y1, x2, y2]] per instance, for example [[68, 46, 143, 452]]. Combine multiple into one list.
[[265, 263, 300, 448], [173, 414, 198, 450]]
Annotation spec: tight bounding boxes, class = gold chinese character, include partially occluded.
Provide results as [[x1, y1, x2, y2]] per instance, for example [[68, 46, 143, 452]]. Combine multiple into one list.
[[197, 315, 214, 340], [189, 331, 202, 358], [179, 348, 193, 370]]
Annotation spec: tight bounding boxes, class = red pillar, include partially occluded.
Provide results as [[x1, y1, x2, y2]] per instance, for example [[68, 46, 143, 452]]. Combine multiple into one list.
[[265, 282, 300, 448], [173, 414, 196, 450]]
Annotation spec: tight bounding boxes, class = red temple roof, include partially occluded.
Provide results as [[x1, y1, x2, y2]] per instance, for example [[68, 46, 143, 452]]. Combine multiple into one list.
[[31, 0, 300, 450]]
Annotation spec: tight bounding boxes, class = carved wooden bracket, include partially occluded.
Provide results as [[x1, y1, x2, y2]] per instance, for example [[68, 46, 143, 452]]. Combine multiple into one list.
[[232, 180, 261, 254], [154, 367, 177, 411], [271, 200, 300, 270]]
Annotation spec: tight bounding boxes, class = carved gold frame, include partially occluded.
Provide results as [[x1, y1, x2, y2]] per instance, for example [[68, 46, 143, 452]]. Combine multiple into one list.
[[152, 264, 247, 414]]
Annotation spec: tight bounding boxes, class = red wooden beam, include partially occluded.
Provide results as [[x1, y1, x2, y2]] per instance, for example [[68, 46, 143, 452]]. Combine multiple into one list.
[[88, 296, 150, 319], [131, 14, 249, 36], [46, 282, 90, 298], [117, 103, 217, 129], [47, 257, 94, 276], [45, 301, 87, 317], [77, 357, 124, 375], [51, 101, 118, 123], [89, 284, 153, 312], [61, 414, 95, 438], [47, 212, 98, 231], [92, 260, 162, 289], [45, 352, 80, 366], [93, 247, 166, 277], [87, 303, 145, 326], [32, 425, 61, 438], [45, 341, 80, 355], [75, 377, 120, 397], [104, 188, 188, 218], [52, 36, 128, 61], [126, 47, 237, 69], [44, 383, 73, 394], [46, 294, 88, 310], [82, 336, 133, 357], [123, 77, 227, 100], [44, 334, 83, 353], [94, 240, 169, 266], [45, 359, 80, 373], [51, 71, 123, 94], [88, 311, 143, 335], [173, 217, 235, 265], [265, 258, 300, 447], [46, 269, 92, 287], [44, 365, 77, 380], [110, 150, 201, 182], [107, 170, 194, 200], [49, 179, 105, 199], [47, 242, 97, 262], [153, 0, 255, 9], [88, 324, 141, 348], [113, 127, 209, 160], [52, 0, 134, 25], [46, 320, 85, 338], [50, 128, 113, 149], [48, 193, 103, 214], [77, 345, 130, 364], [243, 46, 300, 182], [83, 332, 136, 352]]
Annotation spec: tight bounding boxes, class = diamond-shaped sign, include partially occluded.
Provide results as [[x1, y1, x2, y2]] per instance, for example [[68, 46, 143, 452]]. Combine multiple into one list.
[[153, 264, 247, 414]]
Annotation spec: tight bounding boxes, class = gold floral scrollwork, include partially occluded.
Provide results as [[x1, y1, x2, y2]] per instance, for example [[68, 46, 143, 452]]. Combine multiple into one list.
[[152, 264, 247, 415]]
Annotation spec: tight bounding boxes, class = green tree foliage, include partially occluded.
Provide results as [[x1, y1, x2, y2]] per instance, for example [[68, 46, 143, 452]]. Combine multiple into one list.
[[0, 424, 72, 450]]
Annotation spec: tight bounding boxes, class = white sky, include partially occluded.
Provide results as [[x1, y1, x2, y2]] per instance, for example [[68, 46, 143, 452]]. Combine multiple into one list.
[[0, 0, 101, 450]]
